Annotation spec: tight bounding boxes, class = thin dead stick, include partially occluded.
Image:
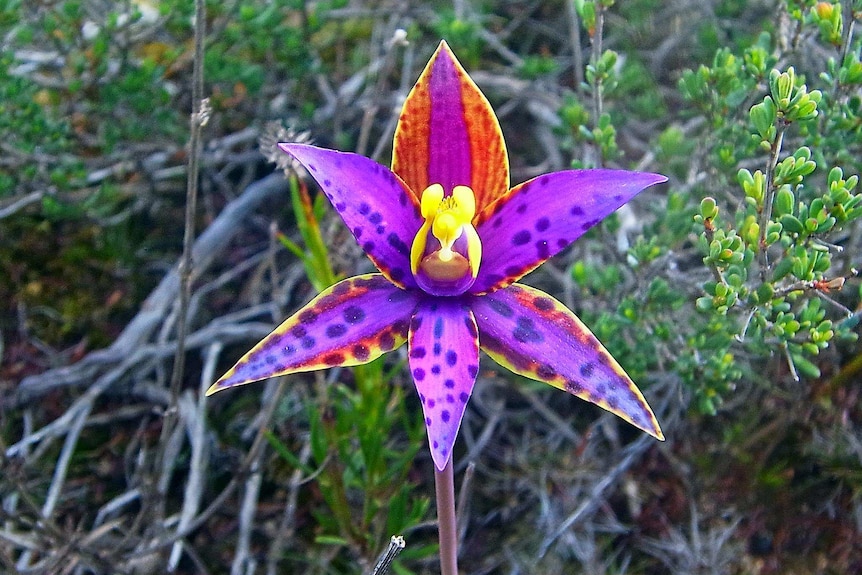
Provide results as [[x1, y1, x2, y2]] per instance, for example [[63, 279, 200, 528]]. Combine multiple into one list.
[[165, 0, 208, 442], [537, 432, 653, 558], [168, 343, 218, 571], [266, 440, 312, 575], [369, 536, 406, 575]]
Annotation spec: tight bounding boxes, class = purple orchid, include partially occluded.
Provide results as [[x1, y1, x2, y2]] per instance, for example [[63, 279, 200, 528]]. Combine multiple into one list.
[[207, 41, 666, 470]]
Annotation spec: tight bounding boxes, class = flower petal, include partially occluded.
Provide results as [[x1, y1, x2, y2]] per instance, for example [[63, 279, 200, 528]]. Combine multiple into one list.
[[408, 298, 480, 470], [392, 40, 509, 214], [469, 283, 663, 440], [207, 275, 418, 394], [472, 170, 667, 294], [280, 143, 422, 289]]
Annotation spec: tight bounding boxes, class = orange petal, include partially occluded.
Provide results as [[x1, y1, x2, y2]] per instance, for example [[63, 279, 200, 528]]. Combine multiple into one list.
[[392, 40, 509, 214]]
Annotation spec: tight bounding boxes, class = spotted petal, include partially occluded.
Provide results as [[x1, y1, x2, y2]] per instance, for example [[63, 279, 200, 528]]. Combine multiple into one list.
[[408, 298, 480, 470], [280, 143, 422, 289], [469, 283, 663, 440], [207, 275, 418, 394], [472, 170, 667, 294], [392, 40, 509, 214]]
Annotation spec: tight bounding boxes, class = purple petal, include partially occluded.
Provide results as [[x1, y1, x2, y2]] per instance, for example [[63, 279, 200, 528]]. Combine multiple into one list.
[[207, 275, 418, 394], [408, 298, 480, 470], [280, 143, 422, 289], [471, 170, 667, 293], [469, 283, 663, 440]]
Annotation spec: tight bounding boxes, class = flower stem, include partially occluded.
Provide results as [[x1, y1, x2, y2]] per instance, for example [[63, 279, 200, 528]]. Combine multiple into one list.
[[435, 457, 458, 575]]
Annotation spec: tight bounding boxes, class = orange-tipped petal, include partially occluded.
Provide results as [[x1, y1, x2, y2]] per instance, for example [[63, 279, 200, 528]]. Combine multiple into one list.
[[392, 40, 509, 214], [470, 283, 664, 441], [206, 275, 419, 395]]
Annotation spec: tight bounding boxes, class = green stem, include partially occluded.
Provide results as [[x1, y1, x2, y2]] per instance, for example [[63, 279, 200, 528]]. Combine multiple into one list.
[[758, 121, 787, 278], [435, 457, 458, 575]]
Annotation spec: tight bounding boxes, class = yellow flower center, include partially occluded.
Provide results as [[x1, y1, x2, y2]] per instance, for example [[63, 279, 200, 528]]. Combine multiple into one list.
[[410, 184, 482, 294]]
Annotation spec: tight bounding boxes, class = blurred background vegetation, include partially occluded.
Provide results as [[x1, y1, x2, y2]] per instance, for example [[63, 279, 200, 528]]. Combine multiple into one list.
[[2, 0, 861, 573]]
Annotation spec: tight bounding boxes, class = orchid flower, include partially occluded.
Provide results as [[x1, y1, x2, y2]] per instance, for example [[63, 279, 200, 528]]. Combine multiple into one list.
[[207, 40, 665, 471]]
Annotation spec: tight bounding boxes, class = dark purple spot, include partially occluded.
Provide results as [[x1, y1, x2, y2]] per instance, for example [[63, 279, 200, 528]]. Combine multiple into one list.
[[323, 179, 331, 187], [539, 175, 550, 187], [333, 281, 351, 295], [432, 365, 441, 375], [433, 440, 439, 448], [488, 298, 514, 317], [308, 163, 317, 172], [537, 364, 556, 379], [570, 206, 584, 216], [445, 350, 457, 367], [363, 241, 376, 253], [434, 317, 444, 339], [596, 384, 607, 397], [513, 316, 544, 344], [533, 297, 554, 311], [335, 202, 347, 212], [613, 194, 624, 202], [393, 320, 410, 338], [607, 397, 619, 410], [413, 367, 426, 381], [598, 353, 611, 365], [343, 305, 365, 324], [299, 310, 318, 324], [369, 212, 383, 224], [359, 202, 371, 215], [580, 363, 595, 377], [492, 218, 503, 228], [428, 398, 436, 408], [323, 353, 344, 366], [467, 364, 478, 378], [291, 325, 307, 338], [399, 190, 408, 206], [513, 230, 531, 246], [505, 265, 523, 277], [265, 354, 277, 365], [376, 225, 385, 234], [300, 336, 316, 349], [516, 204, 527, 214], [410, 346, 427, 359], [565, 379, 583, 394], [283, 344, 296, 356], [352, 344, 370, 361], [433, 342, 442, 356], [379, 332, 395, 349], [459, 392, 469, 403], [325, 324, 347, 338], [387, 233, 409, 256], [444, 379, 455, 389], [441, 410, 450, 422], [447, 394, 455, 403], [425, 417, 432, 426], [582, 219, 600, 231], [389, 267, 405, 282], [557, 239, 568, 248], [535, 217, 550, 232]]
